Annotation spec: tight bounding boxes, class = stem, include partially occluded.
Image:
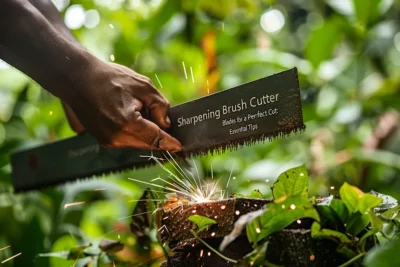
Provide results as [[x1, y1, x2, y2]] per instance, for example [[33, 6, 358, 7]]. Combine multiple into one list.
[[190, 230, 237, 263], [338, 253, 366, 267]]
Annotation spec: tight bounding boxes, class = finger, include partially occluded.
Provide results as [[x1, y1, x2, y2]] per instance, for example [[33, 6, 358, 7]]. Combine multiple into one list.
[[116, 111, 181, 151], [62, 102, 85, 133], [136, 83, 171, 129]]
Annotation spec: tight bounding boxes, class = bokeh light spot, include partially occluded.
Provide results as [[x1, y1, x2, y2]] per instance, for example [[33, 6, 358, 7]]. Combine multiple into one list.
[[260, 9, 285, 33]]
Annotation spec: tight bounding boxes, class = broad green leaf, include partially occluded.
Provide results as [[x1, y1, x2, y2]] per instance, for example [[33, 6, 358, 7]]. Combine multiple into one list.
[[369, 210, 384, 231], [353, 0, 382, 28], [358, 194, 382, 214], [305, 18, 343, 68], [271, 164, 308, 200], [330, 199, 350, 223], [188, 215, 217, 232], [248, 189, 263, 199], [346, 212, 370, 236], [364, 239, 400, 267], [340, 183, 364, 213], [380, 206, 400, 221], [247, 196, 319, 245], [311, 222, 352, 244]]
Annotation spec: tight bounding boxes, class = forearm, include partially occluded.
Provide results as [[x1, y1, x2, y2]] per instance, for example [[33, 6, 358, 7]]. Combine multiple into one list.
[[27, 0, 80, 45], [0, 0, 91, 103]]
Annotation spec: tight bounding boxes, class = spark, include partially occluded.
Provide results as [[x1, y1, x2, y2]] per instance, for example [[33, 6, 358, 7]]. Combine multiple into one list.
[[226, 165, 234, 188], [109, 24, 114, 29], [255, 228, 261, 234], [190, 66, 194, 83], [182, 61, 188, 79], [94, 188, 106, 191], [110, 54, 115, 62], [0, 246, 10, 251], [155, 74, 163, 88], [64, 201, 85, 209], [1, 253, 22, 264]]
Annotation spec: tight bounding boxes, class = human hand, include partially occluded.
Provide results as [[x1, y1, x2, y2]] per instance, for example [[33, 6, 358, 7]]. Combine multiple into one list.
[[64, 58, 182, 152]]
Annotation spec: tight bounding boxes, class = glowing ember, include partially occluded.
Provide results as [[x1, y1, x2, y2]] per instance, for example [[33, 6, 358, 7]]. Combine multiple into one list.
[[310, 254, 315, 261], [256, 228, 261, 233], [94, 188, 106, 191], [290, 204, 296, 210], [63, 201, 85, 209], [1, 253, 22, 264]]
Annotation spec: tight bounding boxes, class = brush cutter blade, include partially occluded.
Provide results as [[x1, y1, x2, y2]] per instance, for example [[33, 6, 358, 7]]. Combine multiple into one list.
[[11, 68, 304, 191]]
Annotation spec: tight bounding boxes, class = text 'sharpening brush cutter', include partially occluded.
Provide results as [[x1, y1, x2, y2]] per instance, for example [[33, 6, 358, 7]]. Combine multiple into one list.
[[11, 68, 305, 191]]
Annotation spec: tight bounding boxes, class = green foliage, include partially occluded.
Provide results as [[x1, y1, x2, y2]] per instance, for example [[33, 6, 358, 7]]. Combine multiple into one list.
[[364, 239, 400, 267], [271, 164, 308, 200], [188, 215, 217, 233], [246, 196, 320, 245], [236, 242, 268, 267], [248, 189, 263, 199]]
